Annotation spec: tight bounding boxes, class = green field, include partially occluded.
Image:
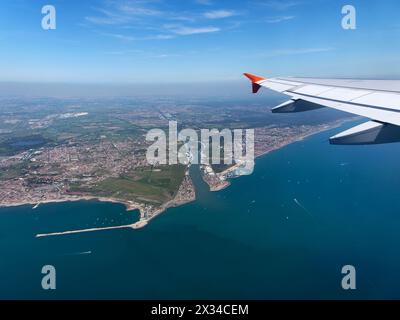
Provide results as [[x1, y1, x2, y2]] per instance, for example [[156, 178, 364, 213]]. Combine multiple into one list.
[[71, 165, 186, 205]]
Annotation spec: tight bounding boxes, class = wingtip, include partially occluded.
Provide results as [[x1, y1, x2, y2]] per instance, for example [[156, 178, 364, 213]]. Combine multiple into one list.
[[243, 73, 266, 83], [243, 73, 266, 93]]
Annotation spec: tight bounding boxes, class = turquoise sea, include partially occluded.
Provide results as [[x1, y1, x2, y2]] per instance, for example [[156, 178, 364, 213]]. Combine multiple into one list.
[[1, 121, 400, 299]]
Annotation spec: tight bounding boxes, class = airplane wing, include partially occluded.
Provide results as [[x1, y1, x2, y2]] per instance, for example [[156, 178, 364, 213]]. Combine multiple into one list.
[[244, 73, 400, 145]]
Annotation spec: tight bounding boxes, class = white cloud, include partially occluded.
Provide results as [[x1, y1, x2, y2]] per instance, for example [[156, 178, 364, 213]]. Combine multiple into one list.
[[204, 10, 237, 19], [169, 15, 196, 22], [151, 34, 175, 40], [262, 1, 301, 11], [85, 8, 133, 25], [117, 4, 162, 16], [101, 32, 175, 41], [261, 47, 334, 57], [164, 24, 220, 35], [85, 1, 225, 39], [266, 16, 295, 23], [101, 32, 137, 41], [85, 1, 163, 25], [153, 53, 181, 58]]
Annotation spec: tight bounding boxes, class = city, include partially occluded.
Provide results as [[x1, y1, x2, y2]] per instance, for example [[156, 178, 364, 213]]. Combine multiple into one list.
[[0, 96, 351, 228]]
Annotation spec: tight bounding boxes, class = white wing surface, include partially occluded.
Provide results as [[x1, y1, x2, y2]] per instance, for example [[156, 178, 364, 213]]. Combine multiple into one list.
[[244, 73, 400, 144]]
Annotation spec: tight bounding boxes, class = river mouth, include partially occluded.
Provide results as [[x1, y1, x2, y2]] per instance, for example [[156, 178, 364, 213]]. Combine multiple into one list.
[[189, 165, 210, 198]]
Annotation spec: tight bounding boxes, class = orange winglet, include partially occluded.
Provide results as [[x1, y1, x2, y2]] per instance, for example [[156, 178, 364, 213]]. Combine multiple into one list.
[[243, 73, 266, 93], [243, 73, 266, 83]]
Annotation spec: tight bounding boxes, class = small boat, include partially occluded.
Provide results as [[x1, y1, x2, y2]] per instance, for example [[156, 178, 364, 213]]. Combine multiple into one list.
[[33, 203, 41, 209]]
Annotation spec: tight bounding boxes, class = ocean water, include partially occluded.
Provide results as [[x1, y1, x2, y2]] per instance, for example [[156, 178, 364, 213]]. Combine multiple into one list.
[[1, 121, 400, 299]]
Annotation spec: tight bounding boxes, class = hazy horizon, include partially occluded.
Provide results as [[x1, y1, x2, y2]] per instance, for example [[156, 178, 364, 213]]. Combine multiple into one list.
[[2, 74, 400, 98], [0, 80, 255, 98]]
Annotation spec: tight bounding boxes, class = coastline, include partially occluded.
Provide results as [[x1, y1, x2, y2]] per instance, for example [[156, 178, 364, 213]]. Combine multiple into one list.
[[0, 196, 144, 213], [252, 119, 350, 160], [32, 174, 196, 237], [207, 117, 357, 192], [1, 118, 356, 236], [34, 193, 196, 237]]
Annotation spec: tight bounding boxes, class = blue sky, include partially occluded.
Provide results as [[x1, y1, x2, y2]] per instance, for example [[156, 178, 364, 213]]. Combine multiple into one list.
[[1, 0, 400, 83]]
